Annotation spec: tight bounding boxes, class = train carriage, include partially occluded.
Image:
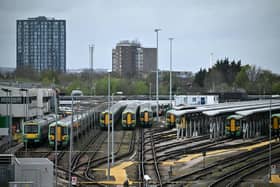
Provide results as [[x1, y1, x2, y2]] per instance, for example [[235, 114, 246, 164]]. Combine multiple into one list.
[[139, 103, 153, 127], [122, 103, 140, 129], [48, 110, 94, 148], [99, 102, 127, 130], [22, 114, 56, 145], [225, 115, 243, 137]]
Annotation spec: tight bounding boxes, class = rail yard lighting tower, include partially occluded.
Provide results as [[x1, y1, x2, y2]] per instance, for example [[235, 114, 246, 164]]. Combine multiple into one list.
[[169, 38, 174, 109], [269, 83, 272, 181], [155, 28, 161, 124], [1, 88, 12, 151], [111, 91, 123, 166], [68, 95, 74, 187], [19, 88, 28, 155], [107, 70, 111, 180], [53, 90, 59, 187]]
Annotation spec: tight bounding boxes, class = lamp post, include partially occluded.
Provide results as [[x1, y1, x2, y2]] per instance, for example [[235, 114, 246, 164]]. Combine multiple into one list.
[[19, 88, 28, 155], [268, 81, 272, 181], [1, 88, 12, 151], [169, 38, 174, 109], [155, 28, 161, 124], [69, 95, 74, 187], [107, 70, 111, 180], [111, 91, 123, 166], [53, 91, 58, 187]]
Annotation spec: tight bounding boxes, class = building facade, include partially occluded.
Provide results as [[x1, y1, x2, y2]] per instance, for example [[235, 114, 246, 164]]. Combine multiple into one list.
[[112, 40, 156, 78], [16, 16, 66, 72]]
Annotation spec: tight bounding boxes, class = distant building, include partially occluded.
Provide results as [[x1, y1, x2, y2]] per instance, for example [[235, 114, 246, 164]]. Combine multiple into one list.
[[112, 40, 156, 78], [16, 16, 66, 72]]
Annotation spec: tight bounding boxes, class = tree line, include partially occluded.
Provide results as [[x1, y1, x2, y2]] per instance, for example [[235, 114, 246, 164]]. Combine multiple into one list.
[[1, 59, 280, 95]]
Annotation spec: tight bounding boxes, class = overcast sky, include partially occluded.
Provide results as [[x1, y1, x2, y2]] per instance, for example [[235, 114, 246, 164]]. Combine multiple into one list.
[[0, 0, 279, 73]]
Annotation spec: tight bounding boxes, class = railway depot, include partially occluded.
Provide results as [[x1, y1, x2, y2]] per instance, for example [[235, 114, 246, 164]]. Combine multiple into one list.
[[0, 86, 280, 186]]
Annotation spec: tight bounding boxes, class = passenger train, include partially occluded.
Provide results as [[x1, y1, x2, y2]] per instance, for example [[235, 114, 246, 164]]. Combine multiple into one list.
[[139, 103, 153, 127], [121, 103, 140, 129], [271, 113, 280, 137], [22, 114, 57, 145], [225, 115, 242, 137], [99, 102, 126, 130], [48, 109, 94, 148]]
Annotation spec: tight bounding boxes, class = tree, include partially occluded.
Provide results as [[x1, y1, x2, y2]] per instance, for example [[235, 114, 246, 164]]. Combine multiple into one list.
[[194, 68, 207, 87]]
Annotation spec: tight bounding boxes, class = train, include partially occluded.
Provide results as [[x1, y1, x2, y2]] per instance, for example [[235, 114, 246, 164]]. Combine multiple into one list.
[[271, 113, 280, 137], [165, 106, 196, 129], [166, 110, 176, 129], [99, 102, 127, 130], [139, 103, 153, 127], [48, 109, 94, 147], [22, 114, 57, 145], [225, 115, 242, 137], [121, 103, 140, 129]]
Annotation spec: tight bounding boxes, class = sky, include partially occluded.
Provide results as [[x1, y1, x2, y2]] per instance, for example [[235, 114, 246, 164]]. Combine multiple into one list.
[[0, 0, 279, 73]]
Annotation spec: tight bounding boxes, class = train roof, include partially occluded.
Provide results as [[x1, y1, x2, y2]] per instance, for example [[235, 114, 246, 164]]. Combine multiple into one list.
[[226, 114, 243, 120], [49, 114, 82, 127], [102, 101, 128, 114], [169, 100, 280, 117], [272, 113, 280, 118], [139, 103, 152, 112], [24, 114, 56, 125], [123, 102, 141, 113], [235, 105, 280, 117], [203, 101, 280, 117]]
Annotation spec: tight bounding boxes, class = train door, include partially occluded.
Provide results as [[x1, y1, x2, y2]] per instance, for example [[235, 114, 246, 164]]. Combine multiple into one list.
[[144, 112, 149, 123], [105, 113, 109, 125], [273, 117, 278, 130], [230, 119, 236, 133], [56, 126, 61, 142]]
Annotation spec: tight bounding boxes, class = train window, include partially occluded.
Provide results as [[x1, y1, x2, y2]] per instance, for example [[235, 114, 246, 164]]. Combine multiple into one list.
[[50, 127, 55, 135], [132, 115, 136, 120], [123, 114, 127, 119], [62, 127, 67, 135], [100, 114, 104, 120], [236, 120, 240, 126], [24, 125, 38, 133]]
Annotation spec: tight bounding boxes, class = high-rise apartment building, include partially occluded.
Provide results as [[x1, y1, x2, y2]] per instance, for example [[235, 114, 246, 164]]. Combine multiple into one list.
[[17, 16, 66, 72], [112, 40, 156, 78]]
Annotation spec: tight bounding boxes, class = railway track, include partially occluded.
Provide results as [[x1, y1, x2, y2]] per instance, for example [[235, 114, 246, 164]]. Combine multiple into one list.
[[140, 128, 164, 186], [163, 142, 280, 186], [72, 129, 136, 183]]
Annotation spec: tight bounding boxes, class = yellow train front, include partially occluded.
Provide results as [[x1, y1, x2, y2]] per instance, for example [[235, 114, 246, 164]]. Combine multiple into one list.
[[99, 103, 126, 130], [99, 111, 112, 130], [166, 111, 176, 129], [271, 113, 280, 138], [122, 103, 140, 129], [226, 115, 242, 137], [22, 114, 56, 146], [48, 119, 71, 147], [139, 103, 153, 127]]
